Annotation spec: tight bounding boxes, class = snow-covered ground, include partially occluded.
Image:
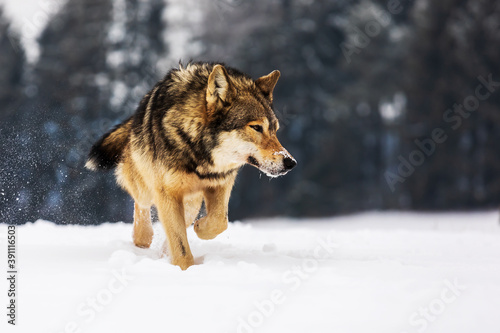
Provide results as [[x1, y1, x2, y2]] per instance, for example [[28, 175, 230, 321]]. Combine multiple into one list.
[[1, 211, 500, 333]]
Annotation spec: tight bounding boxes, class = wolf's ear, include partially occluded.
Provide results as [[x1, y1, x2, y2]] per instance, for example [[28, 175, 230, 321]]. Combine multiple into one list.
[[255, 70, 280, 101], [206, 65, 233, 114]]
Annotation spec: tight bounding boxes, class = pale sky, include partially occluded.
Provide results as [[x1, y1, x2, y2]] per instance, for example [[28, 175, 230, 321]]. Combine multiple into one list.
[[0, 0, 66, 62]]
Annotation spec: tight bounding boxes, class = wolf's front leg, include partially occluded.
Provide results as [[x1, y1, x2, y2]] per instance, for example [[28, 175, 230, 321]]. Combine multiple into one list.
[[156, 191, 194, 270], [194, 179, 235, 240]]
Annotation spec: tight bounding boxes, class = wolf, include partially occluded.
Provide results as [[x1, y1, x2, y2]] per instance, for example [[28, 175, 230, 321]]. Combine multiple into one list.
[[86, 62, 296, 270]]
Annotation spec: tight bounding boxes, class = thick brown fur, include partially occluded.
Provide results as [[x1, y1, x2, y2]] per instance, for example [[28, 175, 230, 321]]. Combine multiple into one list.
[[86, 62, 296, 270]]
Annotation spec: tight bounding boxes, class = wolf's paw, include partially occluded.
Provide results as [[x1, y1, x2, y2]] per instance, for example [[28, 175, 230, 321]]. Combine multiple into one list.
[[134, 238, 153, 248], [194, 216, 228, 240], [133, 225, 154, 248]]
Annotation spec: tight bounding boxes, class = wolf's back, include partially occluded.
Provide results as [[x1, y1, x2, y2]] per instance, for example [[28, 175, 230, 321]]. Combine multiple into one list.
[[85, 117, 133, 171]]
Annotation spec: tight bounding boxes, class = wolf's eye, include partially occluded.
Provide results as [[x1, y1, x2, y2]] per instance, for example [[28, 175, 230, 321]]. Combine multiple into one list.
[[250, 125, 263, 133]]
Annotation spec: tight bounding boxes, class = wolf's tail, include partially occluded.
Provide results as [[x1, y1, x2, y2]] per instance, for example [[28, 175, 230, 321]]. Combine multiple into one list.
[[85, 117, 133, 171]]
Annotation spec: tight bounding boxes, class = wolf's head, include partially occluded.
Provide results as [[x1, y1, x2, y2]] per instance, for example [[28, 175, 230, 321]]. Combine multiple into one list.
[[207, 65, 296, 178]]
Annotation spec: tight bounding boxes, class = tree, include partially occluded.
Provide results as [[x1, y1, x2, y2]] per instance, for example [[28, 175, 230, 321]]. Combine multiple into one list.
[[195, 0, 413, 217], [31, 0, 168, 223], [0, 6, 24, 120], [0, 6, 28, 224], [403, 0, 500, 209]]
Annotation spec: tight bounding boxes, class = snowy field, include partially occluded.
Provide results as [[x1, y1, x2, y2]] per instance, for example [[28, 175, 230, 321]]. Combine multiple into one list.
[[2, 211, 500, 333]]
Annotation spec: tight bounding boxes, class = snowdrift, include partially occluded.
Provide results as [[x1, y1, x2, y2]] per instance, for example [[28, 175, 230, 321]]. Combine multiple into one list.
[[1, 212, 500, 333]]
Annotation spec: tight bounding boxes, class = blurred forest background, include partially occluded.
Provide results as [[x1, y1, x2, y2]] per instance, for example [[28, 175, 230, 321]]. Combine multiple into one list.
[[1, 0, 500, 224]]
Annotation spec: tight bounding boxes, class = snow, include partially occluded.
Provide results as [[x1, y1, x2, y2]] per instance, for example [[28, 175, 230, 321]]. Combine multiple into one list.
[[2, 211, 500, 333], [107, 0, 127, 45], [164, 0, 205, 61]]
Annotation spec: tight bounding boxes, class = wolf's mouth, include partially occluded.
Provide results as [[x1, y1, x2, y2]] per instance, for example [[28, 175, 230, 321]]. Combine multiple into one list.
[[264, 169, 290, 178], [247, 156, 259, 167], [246, 155, 296, 178]]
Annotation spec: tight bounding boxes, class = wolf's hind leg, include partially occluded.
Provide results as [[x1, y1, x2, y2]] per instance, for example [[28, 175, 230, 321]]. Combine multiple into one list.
[[184, 192, 204, 228], [133, 202, 154, 248]]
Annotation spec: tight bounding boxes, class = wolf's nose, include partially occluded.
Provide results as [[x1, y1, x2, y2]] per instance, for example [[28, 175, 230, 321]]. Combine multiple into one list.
[[283, 157, 297, 170]]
